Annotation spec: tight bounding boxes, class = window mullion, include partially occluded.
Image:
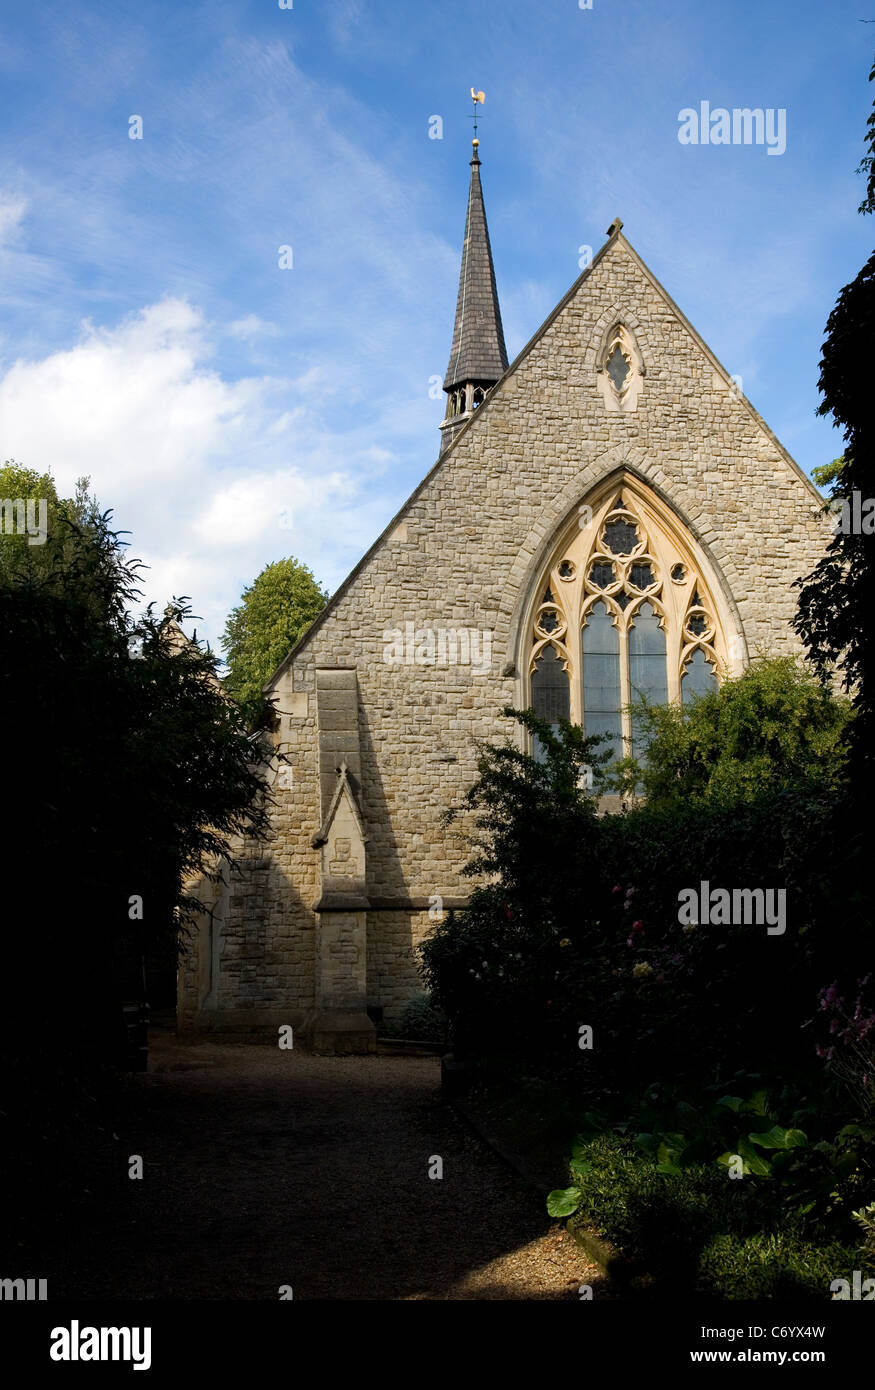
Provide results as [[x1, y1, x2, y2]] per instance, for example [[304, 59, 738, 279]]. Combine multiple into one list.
[[570, 623, 582, 726], [618, 613, 631, 755]]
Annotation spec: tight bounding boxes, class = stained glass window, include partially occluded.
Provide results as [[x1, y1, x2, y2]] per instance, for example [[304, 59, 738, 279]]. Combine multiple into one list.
[[589, 562, 615, 589], [532, 644, 570, 761], [530, 488, 725, 783], [582, 602, 622, 763], [629, 562, 655, 591], [682, 648, 718, 704], [629, 601, 668, 754], [603, 519, 639, 555]]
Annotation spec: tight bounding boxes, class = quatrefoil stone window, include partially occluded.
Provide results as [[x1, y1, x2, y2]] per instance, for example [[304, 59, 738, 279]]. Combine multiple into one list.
[[597, 323, 644, 413]]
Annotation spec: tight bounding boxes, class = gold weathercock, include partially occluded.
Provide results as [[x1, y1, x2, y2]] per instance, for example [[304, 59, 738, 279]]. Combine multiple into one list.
[[470, 88, 485, 146]]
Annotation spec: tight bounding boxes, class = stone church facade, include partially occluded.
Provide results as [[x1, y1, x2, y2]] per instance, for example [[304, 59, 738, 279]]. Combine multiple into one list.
[[178, 139, 829, 1049]]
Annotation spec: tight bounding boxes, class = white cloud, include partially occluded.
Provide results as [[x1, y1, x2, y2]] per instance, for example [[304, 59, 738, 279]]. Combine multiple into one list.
[[0, 297, 409, 647], [192, 468, 353, 548], [0, 299, 266, 488], [227, 315, 280, 342]]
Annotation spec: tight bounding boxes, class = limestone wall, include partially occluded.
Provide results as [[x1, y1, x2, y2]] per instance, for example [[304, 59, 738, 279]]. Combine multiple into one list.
[[181, 233, 830, 1032]]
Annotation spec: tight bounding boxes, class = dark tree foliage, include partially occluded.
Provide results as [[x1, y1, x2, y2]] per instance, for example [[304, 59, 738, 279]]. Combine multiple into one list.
[[792, 56, 875, 1024], [422, 701, 855, 1107], [422, 710, 613, 1067], [856, 56, 875, 217], [794, 55, 875, 782], [0, 497, 269, 1067]]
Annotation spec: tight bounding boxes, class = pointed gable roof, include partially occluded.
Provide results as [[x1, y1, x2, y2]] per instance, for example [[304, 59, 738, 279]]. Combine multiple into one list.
[[266, 221, 822, 689], [443, 147, 508, 390]]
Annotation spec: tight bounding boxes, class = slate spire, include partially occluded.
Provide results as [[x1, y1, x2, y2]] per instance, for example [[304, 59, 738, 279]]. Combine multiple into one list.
[[440, 139, 508, 451]]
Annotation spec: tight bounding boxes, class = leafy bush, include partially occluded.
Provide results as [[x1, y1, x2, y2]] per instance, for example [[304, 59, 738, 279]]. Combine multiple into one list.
[[423, 673, 858, 1092], [611, 656, 853, 809], [852, 1202, 875, 1262], [556, 1134, 774, 1286], [551, 1131, 863, 1296], [626, 1084, 875, 1235], [697, 1233, 857, 1300]]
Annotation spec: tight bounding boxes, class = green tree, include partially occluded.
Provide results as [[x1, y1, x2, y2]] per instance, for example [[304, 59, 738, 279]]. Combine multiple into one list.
[[811, 456, 846, 491], [794, 55, 875, 780], [0, 459, 60, 575], [1, 490, 269, 1064], [221, 556, 328, 718]]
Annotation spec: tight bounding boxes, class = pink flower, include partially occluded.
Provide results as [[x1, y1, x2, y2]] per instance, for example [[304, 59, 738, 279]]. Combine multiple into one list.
[[612, 885, 623, 895], [819, 982, 840, 1010]]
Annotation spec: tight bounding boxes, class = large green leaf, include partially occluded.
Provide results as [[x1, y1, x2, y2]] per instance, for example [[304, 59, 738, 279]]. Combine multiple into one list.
[[716, 1150, 743, 1172], [783, 1128, 808, 1149], [748, 1125, 808, 1151], [716, 1095, 744, 1113], [547, 1187, 581, 1218], [747, 1088, 770, 1116], [737, 1138, 774, 1177], [748, 1125, 790, 1149]]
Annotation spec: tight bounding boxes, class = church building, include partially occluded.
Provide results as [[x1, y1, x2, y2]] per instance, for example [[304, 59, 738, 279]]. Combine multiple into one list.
[[179, 134, 829, 1050]]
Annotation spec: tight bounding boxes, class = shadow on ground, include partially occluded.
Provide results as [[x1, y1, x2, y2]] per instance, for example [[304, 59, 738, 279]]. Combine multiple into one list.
[[23, 1033, 603, 1300]]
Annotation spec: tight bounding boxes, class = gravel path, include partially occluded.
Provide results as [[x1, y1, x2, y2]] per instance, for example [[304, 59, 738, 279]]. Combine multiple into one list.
[[38, 1035, 602, 1300]]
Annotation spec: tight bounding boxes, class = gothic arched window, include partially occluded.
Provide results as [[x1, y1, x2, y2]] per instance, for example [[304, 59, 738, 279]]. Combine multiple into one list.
[[527, 483, 724, 767]]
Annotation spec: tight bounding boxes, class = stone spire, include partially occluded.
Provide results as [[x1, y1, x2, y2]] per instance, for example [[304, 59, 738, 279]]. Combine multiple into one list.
[[440, 138, 508, 452]]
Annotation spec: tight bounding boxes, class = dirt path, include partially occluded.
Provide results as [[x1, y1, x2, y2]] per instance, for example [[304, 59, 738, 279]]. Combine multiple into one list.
[[36, 1034, 602, 1300]]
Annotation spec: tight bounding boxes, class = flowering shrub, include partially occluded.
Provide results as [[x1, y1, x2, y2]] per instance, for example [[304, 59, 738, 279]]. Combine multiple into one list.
[[815, 976, 875, 1118]]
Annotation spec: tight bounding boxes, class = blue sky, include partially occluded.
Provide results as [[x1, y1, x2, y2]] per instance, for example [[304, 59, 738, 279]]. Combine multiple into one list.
[[0, 0, 872, 649]]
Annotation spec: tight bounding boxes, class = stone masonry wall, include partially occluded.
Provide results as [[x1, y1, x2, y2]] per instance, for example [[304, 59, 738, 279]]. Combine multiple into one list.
[[181, 232, 830, 1031]]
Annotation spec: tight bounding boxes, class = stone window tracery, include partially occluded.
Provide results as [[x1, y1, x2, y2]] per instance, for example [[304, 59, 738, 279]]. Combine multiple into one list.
[[528, 483, 725, 767], [597, 322, 645, 413]]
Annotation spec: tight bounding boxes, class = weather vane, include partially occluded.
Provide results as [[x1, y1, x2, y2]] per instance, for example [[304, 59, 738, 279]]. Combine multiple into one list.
[[470, 88, 485, 146]]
